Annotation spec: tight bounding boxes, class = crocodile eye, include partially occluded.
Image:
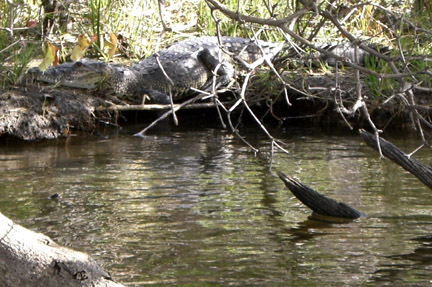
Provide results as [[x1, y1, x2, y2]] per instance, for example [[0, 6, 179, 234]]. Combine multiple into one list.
[[73, 62, 84, 67]]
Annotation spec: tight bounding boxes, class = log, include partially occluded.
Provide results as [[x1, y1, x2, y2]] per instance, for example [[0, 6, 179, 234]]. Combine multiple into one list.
[[0, 212, 125, 287], [277, 171, 364, 219], [360, 129, 432, 190]]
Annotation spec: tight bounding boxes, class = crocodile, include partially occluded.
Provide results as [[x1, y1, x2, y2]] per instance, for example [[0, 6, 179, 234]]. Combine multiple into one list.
[[27, 36, 284, 104], [27, 37, 389, 104], [318, 42, 390, 67]]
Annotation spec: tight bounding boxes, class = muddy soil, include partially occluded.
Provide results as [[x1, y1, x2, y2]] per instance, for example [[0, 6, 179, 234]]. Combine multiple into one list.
[[0, 85, 111, 140]]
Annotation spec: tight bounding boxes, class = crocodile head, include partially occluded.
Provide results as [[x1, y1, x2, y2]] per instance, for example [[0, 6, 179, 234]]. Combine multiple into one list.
[[27, 59, 138, 96]]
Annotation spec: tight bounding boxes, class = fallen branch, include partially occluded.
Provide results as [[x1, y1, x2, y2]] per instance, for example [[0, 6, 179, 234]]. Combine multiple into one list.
[[277, 171, 364, 219], [360, 129, 432, 190], [0, 212, 124, 287], [96, 100, 234, 112]]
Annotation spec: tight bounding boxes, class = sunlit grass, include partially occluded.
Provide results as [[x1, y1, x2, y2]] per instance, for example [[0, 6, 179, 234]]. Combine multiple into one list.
[[0, 0, 431, 95]]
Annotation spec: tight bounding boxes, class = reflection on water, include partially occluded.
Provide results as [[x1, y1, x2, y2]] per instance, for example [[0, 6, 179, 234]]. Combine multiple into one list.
[[0, 124, 432, 286]]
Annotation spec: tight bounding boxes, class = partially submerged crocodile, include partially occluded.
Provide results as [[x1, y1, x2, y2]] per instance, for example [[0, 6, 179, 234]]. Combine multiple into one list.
[[27, 36, 284, 104]]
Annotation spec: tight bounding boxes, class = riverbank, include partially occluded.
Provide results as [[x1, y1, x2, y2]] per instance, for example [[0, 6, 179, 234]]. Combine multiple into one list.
[[1, 68, 430, 141]]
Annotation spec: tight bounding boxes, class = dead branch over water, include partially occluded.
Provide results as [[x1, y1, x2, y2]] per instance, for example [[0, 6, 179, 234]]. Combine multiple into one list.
[[360, 129, 432, 190], [200, 0, 432, 154], [277, 171, 365, 220], [101, 1, 425, 155], [94, 0, 432, 156]]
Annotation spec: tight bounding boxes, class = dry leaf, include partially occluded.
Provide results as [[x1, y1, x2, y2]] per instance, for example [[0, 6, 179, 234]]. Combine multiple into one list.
[[26, 20, 38, 28], [105, 33, 118, 58], [71, 34, 93, 61], [38, 42, 59, 71], [78, 34, 91, 48]]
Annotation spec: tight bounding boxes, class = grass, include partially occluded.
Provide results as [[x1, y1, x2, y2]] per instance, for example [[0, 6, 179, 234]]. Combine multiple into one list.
[[0, 0, 431, 99], [0, 0, 38, 86]]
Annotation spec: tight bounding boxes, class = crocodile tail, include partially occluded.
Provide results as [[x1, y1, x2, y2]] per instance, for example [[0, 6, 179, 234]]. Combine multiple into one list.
[[223, 37, 285, 63]]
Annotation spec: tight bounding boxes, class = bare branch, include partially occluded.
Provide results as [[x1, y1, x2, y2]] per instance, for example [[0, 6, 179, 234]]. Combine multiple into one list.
[[206, 0, 428, 80], [133, 94, 206, 137]]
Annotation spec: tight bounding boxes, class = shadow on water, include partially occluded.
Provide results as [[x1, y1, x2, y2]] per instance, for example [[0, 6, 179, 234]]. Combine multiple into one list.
[[367, 236, 432, 286], [394, 235, 432, 264], [1, 122, 432, 286]]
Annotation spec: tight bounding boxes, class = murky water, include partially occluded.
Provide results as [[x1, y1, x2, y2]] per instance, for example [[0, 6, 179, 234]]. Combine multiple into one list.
[[1, 122, 432, 286]]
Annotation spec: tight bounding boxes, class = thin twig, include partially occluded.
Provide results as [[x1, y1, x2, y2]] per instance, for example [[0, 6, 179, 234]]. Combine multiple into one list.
[[154, 0, 177, 125], [133, 94, 206, 137], [206, 0, 428, 80]]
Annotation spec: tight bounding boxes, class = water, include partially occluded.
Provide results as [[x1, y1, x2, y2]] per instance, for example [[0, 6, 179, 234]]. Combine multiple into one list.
[[1, 122, 432, 286]]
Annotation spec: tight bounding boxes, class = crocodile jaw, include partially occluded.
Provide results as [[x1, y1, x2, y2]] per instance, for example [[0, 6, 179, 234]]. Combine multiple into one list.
[[27, 60, 113, 90], [28, 67, 103, 89]]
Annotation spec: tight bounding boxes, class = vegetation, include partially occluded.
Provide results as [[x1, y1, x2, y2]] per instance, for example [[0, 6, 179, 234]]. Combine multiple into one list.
[[1, 3, 432, 285], [0, 1, 430, 82], [1, 0, 431, 146]]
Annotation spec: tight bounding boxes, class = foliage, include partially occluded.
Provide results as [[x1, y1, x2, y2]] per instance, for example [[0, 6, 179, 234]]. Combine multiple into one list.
[[9, 44, 34, 85], [1, 0, 432, 95]]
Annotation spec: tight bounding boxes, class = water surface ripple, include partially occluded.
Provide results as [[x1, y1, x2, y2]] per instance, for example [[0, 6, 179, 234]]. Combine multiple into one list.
[[0, 126, 431, 286]]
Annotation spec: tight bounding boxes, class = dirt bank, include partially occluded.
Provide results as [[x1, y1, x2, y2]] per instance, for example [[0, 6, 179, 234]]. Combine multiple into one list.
[[1, 70, 430, 141], [0, 85, 109, 140]]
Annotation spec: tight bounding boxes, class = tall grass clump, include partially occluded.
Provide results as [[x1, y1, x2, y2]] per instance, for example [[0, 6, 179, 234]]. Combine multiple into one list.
[[0, 1, 39, 87]]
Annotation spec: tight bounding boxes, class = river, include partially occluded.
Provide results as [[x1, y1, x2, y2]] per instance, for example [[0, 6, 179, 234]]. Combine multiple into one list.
[[0, 120, 431, 286]]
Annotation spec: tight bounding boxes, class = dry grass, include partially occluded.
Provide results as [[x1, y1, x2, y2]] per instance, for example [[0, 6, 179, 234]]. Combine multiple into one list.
[[1, 0, 430, 89]]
